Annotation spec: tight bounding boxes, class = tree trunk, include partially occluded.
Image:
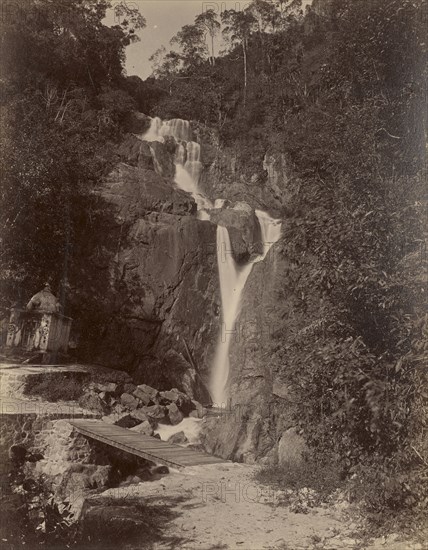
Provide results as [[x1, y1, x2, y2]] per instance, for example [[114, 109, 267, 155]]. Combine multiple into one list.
[[211, 34, 215, 65], [243, 40, 248, 107], [59, 194, 71, 313]]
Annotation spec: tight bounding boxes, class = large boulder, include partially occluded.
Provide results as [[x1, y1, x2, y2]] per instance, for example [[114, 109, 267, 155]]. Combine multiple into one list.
[[167, 431, 188, 445], [133, 387, 152, 405], [114, 414, 141, 429], [78, 392, 109, 415], [120, 393, 139, 410], [123, 111, 151, 134], [135, 384, 158, 401], [167, 402, 183, 425], [159, 388, 194, 415], [210, 202, 263, 263], [129, 409, 151, 424], [277, 428, 307, 467], [123, 383, 137, 394], [159, 389, 181, 403], [144, 404, 168, 423]]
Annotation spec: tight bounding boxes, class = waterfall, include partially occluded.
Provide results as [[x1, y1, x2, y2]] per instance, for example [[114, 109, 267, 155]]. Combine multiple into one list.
[[210, 210, 282, 406], [210, 225, 254, 406], [143, 117, 191, 142], [143, 117, 163, 142], [143, 117, 212, 213], [254, 210, 283, 262], [142, 116, 281, 405], [160, 118, 191, 142]]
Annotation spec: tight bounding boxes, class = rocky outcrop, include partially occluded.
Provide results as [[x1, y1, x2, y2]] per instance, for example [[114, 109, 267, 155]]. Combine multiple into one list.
[[122, 111, 151, 135], [199, 239, 299, 464], [148, 138, 177, 179], [210, 202, 263, 263], [84, 139, 220, 400], [197, 134, 289, 217], [102, 163, 195, 217], [79, 380, 207, 434], [116, 134, 155, 171]]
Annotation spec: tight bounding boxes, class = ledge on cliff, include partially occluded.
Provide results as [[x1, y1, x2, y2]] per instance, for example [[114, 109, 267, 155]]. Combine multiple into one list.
[[102, 163, 196, 218]]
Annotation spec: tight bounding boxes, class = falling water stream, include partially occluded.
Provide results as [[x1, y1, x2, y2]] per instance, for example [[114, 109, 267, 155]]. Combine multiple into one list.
[[142, 117, 281, 406]]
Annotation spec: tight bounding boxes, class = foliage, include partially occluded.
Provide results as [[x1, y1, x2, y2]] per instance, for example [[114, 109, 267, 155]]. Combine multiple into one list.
[[150, 0, 427, 527], [195, 9, 221, 65], [23, 372, 85, 401], [255, 456, 344, 502], [1, 0, 426, 530], [171, 24, 208, 69], [2, 471, 78, 549], [0, 0, 145, 315]]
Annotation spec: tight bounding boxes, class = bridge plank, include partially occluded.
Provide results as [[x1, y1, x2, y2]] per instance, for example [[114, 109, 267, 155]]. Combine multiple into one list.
[[69, 419, 226, 469]]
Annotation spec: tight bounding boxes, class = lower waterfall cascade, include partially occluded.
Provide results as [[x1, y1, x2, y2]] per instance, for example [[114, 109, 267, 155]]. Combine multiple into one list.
[[142, 117, 282, 406]]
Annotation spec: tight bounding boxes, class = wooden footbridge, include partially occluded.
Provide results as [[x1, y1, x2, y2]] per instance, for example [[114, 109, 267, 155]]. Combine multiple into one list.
[[69, 419, 226, 469]]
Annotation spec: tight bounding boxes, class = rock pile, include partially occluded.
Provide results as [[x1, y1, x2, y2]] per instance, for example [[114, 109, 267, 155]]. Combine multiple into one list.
[[78, 382, 208, 436]]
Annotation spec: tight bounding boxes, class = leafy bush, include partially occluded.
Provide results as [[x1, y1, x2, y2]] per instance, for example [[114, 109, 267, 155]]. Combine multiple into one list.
[[24, 373, 85, 402], [255, 456, 344, 502]]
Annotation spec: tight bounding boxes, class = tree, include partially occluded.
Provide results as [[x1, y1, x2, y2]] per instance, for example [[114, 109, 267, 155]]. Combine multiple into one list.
[[195, 9, 221, 66], [0, 0, 146, 312], [171, 24, 208, 70], [149, 46, 182, 94], [249, 0, 279, 33], [221, 9, 257, 106], [149, 0, 427, 523]]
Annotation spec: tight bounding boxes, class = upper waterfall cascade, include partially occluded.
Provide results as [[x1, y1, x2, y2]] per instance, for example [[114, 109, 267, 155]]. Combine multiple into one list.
[[142, 117, 282, 406], [143, 117, 212, 213]]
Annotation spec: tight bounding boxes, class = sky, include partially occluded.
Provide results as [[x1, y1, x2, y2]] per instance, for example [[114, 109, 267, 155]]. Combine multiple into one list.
[[108, 0, 222, 79], [107, 0, 311, 80]]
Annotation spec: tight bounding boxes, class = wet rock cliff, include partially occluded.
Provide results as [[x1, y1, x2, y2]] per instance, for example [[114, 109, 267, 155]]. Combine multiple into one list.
[[80, 112, 300, 464], [82, 123, 219, 403]]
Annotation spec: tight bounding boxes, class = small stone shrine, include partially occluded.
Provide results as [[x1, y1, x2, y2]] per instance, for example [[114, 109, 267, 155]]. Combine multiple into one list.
[[6, 284, 72, 354]]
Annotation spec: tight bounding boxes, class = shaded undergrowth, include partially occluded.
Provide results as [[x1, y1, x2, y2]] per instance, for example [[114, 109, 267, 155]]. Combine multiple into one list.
[[23, 372, 86, 402], [255, 456, 345, 504]]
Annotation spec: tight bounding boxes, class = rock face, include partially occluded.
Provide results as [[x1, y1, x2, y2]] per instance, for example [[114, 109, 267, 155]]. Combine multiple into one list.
[[83, 133, 220, 402], [103, 163, 196, 217], [201, 245, 294, 463], [123, 111, 151, 135], [197, 124, 290, 216]]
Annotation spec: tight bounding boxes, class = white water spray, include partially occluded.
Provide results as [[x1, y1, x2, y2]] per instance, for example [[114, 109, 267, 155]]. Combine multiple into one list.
[[155, 417, 202, 445]]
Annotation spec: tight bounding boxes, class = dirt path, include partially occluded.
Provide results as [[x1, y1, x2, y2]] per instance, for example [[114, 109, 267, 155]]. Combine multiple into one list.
[[95, 462, 426, 549], [95, 463, 371, 550]]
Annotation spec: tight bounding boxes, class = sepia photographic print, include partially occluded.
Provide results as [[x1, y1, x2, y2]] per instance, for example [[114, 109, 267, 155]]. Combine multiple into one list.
[[0, 0, 426, 548]]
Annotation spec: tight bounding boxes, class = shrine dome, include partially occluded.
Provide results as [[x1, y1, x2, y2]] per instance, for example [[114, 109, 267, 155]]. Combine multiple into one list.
[[26, 284, 60, 313]]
